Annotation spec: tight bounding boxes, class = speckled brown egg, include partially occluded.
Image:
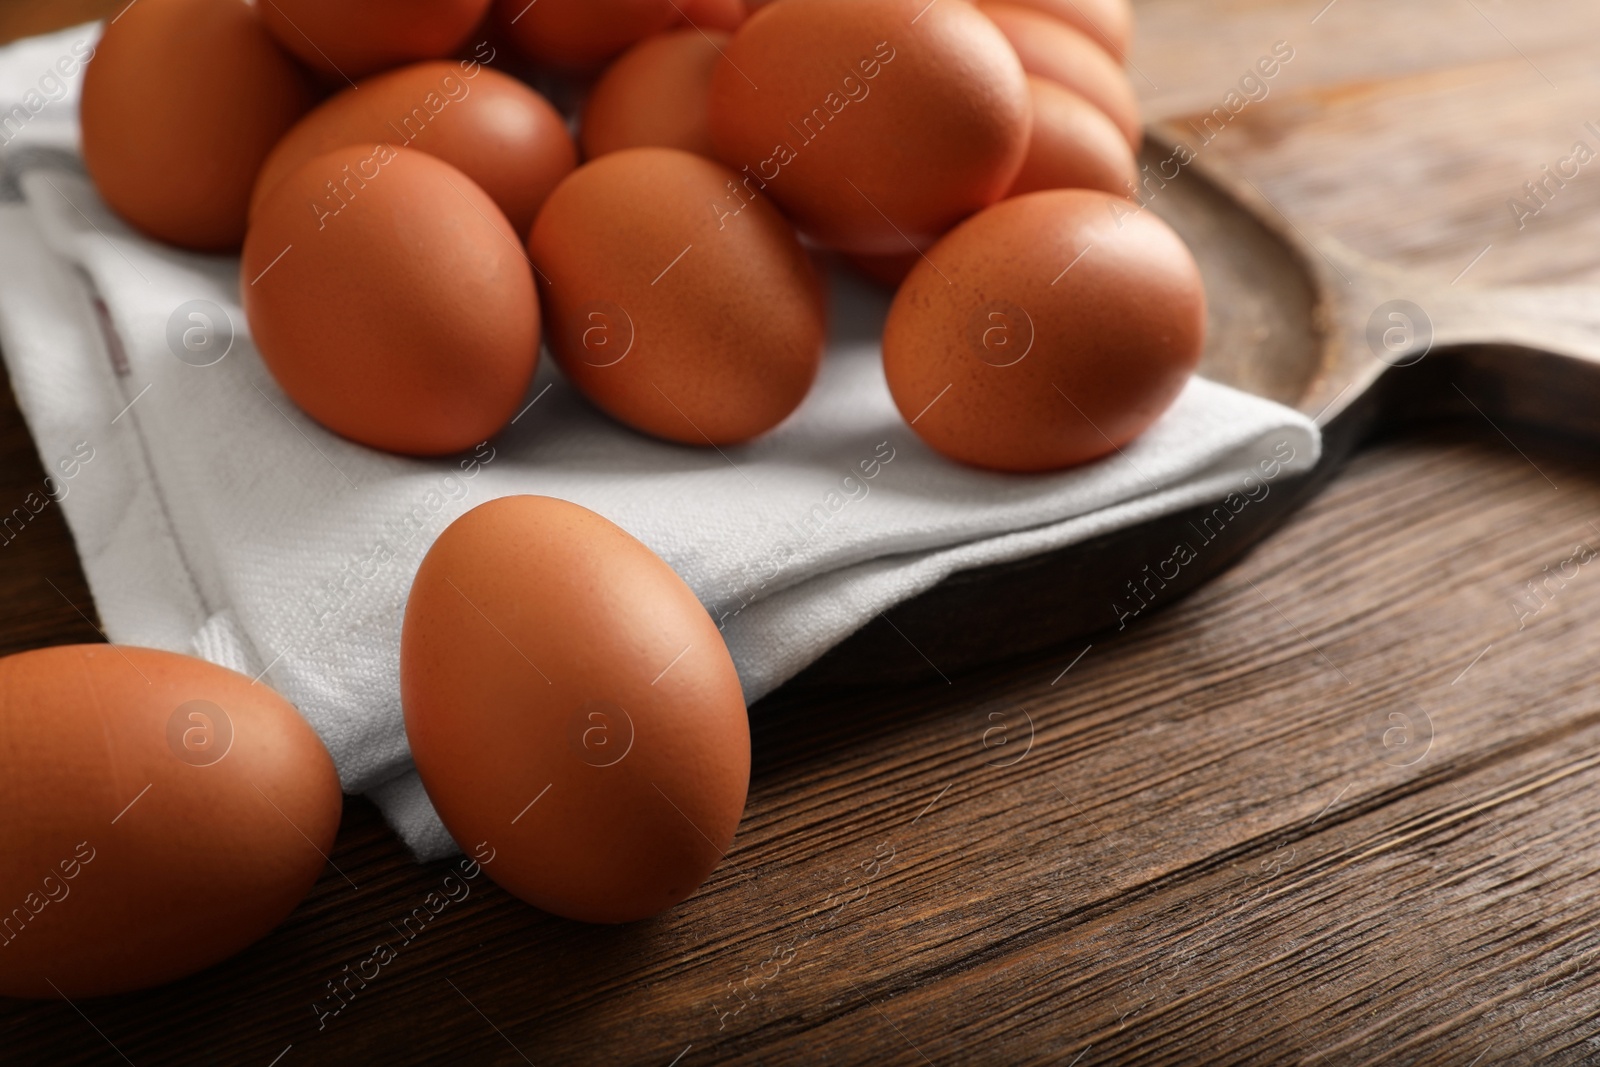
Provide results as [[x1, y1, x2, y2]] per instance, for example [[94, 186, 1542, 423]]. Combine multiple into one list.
[[402, 495, 750, 924], [708, 0, 1031, 254], [1008, 75, 1137, 198], [581, 30, 728, 160], [977, 0, 1141, 149], [493, 0, 679, 70], [883, 190, 1205, 472], [251, 60, 575, 237], [259, 0, 490, 81], [79, 0, 315, 251], [527, 147, 825, 445], [0, 645, 340, 999], [242, 146, 539, 456]]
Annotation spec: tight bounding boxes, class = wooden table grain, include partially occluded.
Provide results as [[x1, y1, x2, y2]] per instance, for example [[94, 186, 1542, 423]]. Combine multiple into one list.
[[5, 0, 1600, 1063]]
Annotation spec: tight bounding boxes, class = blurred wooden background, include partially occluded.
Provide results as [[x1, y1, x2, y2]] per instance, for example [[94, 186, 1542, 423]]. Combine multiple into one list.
[[4, 0, 1600, 1063]]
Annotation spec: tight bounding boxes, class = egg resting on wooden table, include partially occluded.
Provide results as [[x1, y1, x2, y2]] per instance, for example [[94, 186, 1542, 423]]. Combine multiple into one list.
[[0, 646, 341, 998]]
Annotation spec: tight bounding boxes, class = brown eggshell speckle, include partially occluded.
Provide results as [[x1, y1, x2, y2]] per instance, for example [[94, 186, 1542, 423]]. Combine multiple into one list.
[[259, 0, 490, 81], [80, 0, 315, 252], [581, 30, 728, 161], [493, 0, 679, 70], [883, 190, 1205, 472], [402, 495, 750, 924], [527, 147, 825, 446], [976, 0, 1142, 149], [0, 645, 340, 999], [708, 0, 1031, 254], [251, 60, 575, 237], [1007, 75, 1138, 198], [242, 146, 539, 456]]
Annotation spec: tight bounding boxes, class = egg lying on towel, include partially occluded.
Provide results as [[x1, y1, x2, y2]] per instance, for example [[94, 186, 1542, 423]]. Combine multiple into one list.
[[883, 189, 1205, 472], [259, 0, 491, 81], [242, 146, 540, 456], [402, 496, 750, 924], [581, 30, 729, 160], [251, 61, 576, 238], [527, 147, 824, 445], [1001, 0, 1133, 57], [79, 0, 315, 251], [708, 0, 1031, 254], [1008, 75, 1137, 198], [0, 645, 341, 999], [495, 0, 680, 70], [976, 0, 1141, 149]]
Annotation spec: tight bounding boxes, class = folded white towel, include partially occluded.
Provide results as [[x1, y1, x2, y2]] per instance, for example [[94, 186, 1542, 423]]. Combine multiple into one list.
[[0, 25, 1320, 860]]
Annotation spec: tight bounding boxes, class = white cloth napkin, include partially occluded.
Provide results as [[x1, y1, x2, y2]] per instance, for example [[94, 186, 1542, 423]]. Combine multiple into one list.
[[0, 24, 1320, 860]]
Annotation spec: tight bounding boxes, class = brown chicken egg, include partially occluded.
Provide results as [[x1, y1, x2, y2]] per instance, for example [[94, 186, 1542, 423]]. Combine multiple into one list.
[[402, 495, 750, 924], [976, 0, 1142, 149], [79, 0, 315, 252], [883, 189, 1205, 472], [1001, 0, 1132, 57], [1008, 75, 1137, 198], [251, 60, 575, 237], [581, 30, 728, 160], [493, 0, 679, 70], [0, 645, 341, 999], [242, 146, 539, 456], [856, 79, 1140, 287], [708, 0, 1031, 255], [259, 0, 490, 81], [527, 147, 825, 445]]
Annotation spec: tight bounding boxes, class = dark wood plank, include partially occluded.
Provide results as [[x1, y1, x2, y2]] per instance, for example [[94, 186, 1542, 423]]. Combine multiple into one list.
[[1141, 0, 1600, 286], [741, 710, 1600, 1066], [0, 357, 101, 654]]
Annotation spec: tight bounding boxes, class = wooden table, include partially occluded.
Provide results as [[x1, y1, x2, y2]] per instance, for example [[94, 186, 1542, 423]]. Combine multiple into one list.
[[6, 0, 1600, 1063]]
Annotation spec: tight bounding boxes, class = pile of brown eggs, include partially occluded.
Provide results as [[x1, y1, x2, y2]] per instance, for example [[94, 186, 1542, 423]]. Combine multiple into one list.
[[81, 0, 1205, 470], [0, 0, 1209, 1002]]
